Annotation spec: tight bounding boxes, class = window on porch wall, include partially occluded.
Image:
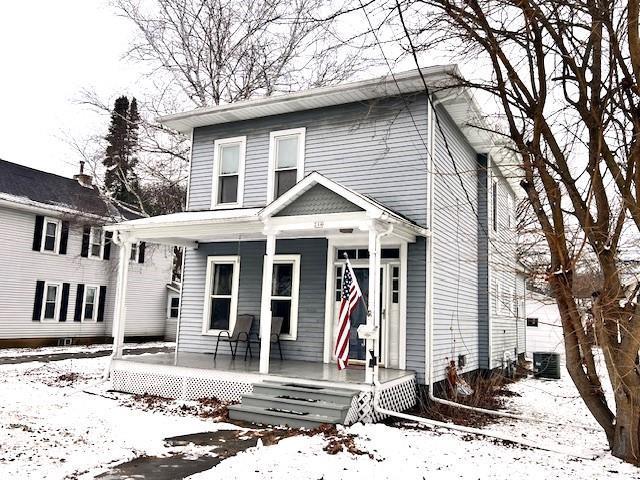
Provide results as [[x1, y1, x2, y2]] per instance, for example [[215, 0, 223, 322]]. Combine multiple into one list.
[[203, 256, 240, 334], [266, 255, 300, 340]]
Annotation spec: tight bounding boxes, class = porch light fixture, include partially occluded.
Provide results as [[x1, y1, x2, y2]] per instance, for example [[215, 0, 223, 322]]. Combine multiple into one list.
[[339, 228, 354, 234]]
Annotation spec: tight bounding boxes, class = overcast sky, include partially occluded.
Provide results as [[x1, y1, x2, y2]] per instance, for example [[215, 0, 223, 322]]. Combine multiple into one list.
[[0, 0, 142, 178]]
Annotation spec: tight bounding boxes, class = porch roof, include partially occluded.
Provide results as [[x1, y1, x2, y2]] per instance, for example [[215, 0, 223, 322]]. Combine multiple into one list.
[[104, 173, 428, 245]]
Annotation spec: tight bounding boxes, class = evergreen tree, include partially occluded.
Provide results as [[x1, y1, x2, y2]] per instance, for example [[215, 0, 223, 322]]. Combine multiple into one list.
[[103, 96, 140, 206]]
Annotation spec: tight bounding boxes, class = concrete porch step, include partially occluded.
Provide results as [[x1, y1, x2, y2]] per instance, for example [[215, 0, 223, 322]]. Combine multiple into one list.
[[253, 381, 359, 404], [228, 380, 358, 428], [241, 393, 351, 418], [228, 404, 342, 429]]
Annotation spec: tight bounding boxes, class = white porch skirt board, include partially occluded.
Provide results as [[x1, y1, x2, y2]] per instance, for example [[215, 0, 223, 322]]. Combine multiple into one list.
[[110, 360, 416, 424]]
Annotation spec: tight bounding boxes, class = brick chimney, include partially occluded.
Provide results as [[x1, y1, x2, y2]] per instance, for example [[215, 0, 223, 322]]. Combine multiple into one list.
[[73, 161, 93, 188]]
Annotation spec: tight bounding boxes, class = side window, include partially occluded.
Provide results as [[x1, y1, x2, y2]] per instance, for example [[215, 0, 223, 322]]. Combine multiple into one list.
[[268, 128, 305, 202], [492, 180, 498, 232], [42, 282, 61, 321], [82, 285, 100, 321], [169, 296, 180, 318], [212, 136, 246, 207], [88, 227, 104, 259], [527, 317, 539, 327], [42, 217, 61, 253]]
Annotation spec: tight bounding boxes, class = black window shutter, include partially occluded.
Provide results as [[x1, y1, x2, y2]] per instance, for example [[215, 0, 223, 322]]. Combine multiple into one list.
[[32, 281, 45, 321], [59, 221, 69, 255], [138, 242, 146, 263], [32, 216, 44, 251], [74, 284, 85, 322], [59, 283, 70, 321], [103, 231, 113, 260], [81, 226, 90, 257], [97, 286, 107, 322]]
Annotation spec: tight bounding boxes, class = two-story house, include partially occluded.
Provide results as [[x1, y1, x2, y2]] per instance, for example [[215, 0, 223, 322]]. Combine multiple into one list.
[[104, 66, 525, 426], [0, 159, 175, 347]]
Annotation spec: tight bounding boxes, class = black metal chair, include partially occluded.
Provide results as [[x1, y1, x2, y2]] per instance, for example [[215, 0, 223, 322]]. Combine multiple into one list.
[[246, 316, 284, 360], [214, 314, 254, 359]]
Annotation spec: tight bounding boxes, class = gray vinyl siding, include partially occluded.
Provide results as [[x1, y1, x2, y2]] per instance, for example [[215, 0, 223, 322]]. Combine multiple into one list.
[[189, 95, 429, 227], [275, 185, 362, 217], [178, 239, 327, 362], [430, 105, 481, 383], [0, 203, 172, 341], [488, 162, 522, 366], [405, 238, 426, 382]]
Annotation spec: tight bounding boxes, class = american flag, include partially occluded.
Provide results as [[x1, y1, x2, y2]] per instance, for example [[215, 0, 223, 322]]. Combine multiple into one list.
[[334, 260, 363, 370]]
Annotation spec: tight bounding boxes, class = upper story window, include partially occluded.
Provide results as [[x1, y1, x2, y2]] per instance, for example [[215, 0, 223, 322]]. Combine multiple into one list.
[[88, 227, 104, 258], [507, 193, 515, 229], [268, 128, 305, 202], [42, 217, 61, 253], [212, 136, 246, 207]]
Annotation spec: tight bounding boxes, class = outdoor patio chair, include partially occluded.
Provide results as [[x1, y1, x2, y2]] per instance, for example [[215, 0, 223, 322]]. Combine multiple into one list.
[[245, 316, 284, 361], [214, 314, 254, 360]]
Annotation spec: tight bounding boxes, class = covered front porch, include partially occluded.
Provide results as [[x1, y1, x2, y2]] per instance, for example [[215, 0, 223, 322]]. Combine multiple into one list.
[[104, 173, 426, 422]]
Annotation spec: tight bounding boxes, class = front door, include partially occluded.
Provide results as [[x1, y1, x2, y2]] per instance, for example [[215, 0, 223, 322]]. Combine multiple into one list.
[[339, 266, 385, 363]]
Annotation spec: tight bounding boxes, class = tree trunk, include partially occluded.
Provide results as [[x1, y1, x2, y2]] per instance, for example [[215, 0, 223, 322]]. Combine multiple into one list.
[[611, 394, 640, 465]]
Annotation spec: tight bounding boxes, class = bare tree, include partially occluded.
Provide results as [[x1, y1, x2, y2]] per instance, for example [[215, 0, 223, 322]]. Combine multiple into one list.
[[381, 0, 640, 464]]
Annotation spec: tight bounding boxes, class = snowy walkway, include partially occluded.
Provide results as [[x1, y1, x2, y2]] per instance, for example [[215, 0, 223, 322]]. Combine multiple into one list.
[[0, 351, 638, 479]]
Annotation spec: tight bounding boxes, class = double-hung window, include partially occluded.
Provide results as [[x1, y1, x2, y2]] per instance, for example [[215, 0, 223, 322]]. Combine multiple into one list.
[[268, 128, 305, 202], [212, 136, 246, 207], [203, 256, 240, 334], [82, 285, 99, 321], [265, 255, 300, 340], [130, 242, 139, 262], [42, 217, 61, 253], [42, 282, 61, 321], [88, 227, 104, 258]]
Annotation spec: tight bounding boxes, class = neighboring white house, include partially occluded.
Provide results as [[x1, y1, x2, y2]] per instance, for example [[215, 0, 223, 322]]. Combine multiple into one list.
[[0, 159, 176, 347], [525, 290, 565, 358]]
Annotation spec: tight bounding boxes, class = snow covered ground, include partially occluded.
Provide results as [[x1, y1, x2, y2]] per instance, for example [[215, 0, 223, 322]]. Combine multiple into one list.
[[0, 351, 638, 479], [0, 341, 173, 358]]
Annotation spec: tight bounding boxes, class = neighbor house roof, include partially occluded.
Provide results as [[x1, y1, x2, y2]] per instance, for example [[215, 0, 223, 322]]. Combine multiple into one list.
[[0, 159, 140, 221]]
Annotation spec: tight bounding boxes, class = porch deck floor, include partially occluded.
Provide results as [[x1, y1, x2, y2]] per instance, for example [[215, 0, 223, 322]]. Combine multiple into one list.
[[118, 352, 414, 385]]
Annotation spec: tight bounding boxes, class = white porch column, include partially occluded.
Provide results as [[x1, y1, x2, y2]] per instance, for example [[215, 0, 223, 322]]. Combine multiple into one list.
[[112, 235, 132, 359], [366, 225, 380, 384], [259, 232, 276, 374]]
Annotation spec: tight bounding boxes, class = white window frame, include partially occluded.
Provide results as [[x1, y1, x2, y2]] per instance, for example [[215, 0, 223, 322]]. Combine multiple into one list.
[[130, 242, 140, 262], [81, 284, 100, 322], [264, 254, 301, 341], [88, 226, 105, 259], [202, 255, 241, 335], [507, 193, 514, 229], [41, 281, 62, 322], [491, 179, 499, 232], [40, 217, 62, 254], [211, 136, 246, 208], [267, 127, 306, 203], [167, 294, 180, 319]]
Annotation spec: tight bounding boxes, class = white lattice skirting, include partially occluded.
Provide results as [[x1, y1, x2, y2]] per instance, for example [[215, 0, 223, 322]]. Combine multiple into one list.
[[111, 360, 417, 423]]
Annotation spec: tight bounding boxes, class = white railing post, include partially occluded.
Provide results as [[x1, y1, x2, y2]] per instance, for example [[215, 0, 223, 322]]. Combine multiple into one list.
[[259, 232, 276, 374], [366, 225, 379, 384], [112, 235, 132, 359]]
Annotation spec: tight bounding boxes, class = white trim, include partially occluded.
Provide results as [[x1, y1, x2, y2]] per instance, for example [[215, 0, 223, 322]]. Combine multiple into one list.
[[40, 281, 62, 322], [399, 242, 408, 370], [81, 284, 100, 322], [40, 217, 62, 254], [263, 254, 301, 341], [88, 226, 105, 259], [211, 136, 246, 208], [267, 128, 306, 203], [202, 256, 241, 336]]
